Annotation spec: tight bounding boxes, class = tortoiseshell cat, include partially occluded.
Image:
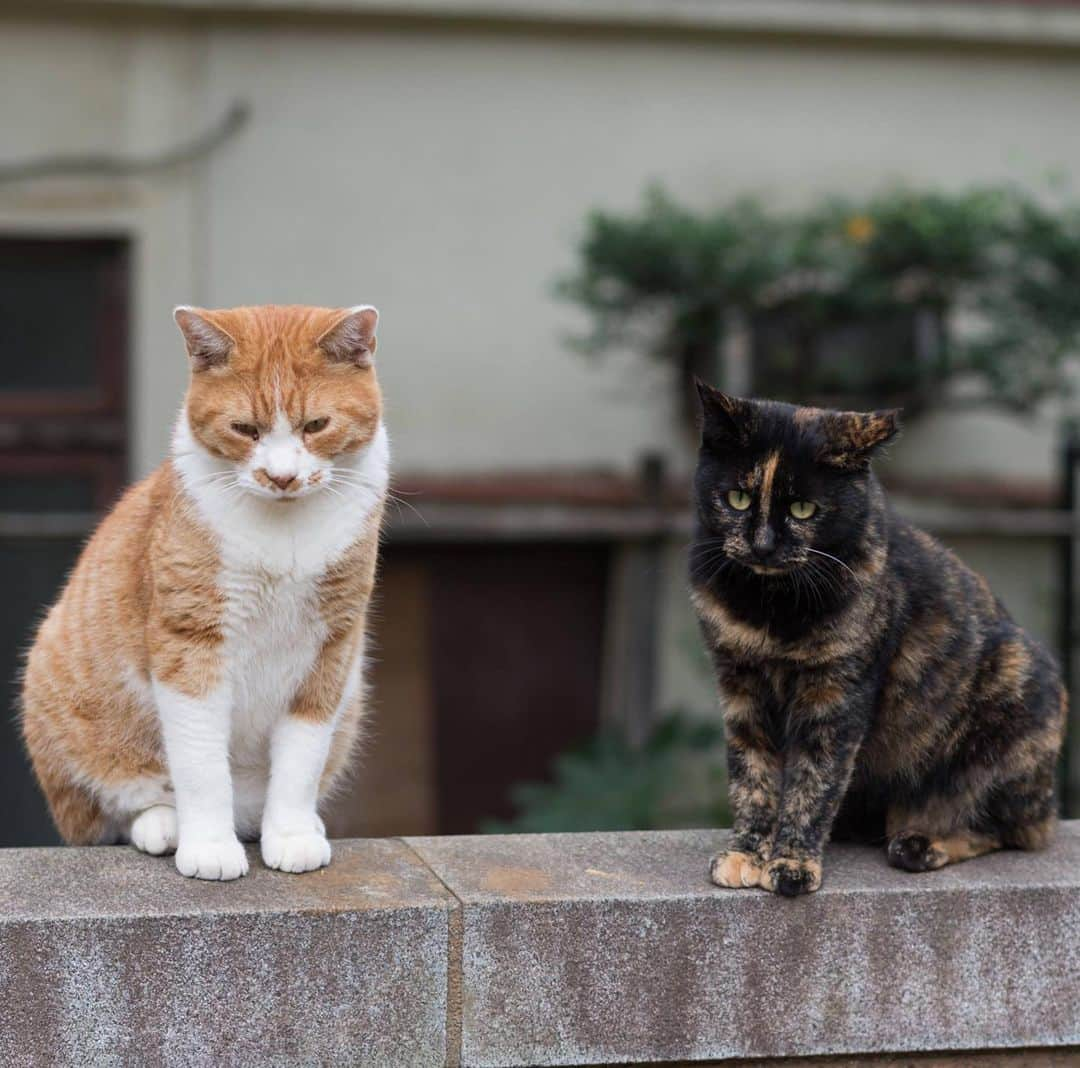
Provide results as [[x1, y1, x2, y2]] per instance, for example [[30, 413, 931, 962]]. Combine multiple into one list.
[[690, 383, 1066, 897]]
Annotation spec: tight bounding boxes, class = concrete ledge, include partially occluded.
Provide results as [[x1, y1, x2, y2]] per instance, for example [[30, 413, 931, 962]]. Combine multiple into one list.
[[1, 825, 1078, 1066], [0, 840, 454, 1067], [410, 827, 1080, 1066]]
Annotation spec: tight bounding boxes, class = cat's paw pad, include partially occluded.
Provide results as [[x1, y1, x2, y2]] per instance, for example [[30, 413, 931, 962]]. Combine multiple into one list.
[[761, 857, 822, 897], [261, 829, 332, 874], [709, 850, 765, 889], [130, 805, 178, 856], [175, 836, 249, 881], [887, 832, 946, 872]]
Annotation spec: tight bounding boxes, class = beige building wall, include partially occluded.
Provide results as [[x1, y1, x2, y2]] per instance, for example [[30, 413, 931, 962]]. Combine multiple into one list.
[[2, 8, 1079, 482]]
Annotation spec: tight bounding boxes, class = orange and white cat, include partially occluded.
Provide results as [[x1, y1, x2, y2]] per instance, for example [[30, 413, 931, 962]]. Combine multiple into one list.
[[21, 304, 388, 880]]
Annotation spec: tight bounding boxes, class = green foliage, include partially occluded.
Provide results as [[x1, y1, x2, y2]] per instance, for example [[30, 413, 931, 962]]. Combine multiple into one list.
[[560, 184, 1080, 412], [484, 714, 730, 834]]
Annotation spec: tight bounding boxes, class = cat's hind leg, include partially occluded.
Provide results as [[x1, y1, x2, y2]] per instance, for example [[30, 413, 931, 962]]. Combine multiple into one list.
[[886, 769, 1061, 871], [985, 761, 1058, 855], [105, 776, 178, 856], [983, 679, 1064, 855], [889, 637, 1064, 874], [31, 760, 109, 845], [886, 756, 1057, 873], [887, 826, 1000, 872], [885, 774, 1007, 872], [130, 804, 178, 856]]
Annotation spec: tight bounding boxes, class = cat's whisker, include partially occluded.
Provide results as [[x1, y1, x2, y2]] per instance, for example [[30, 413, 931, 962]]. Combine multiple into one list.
[[689, 541, 731, 557], [689, 544, 733, 568], [325, 472, 381, 491], [805, 547, 859, 581], [184, 468, 238, 485], [805, 560, 830, 614], [385, 493, 429, 527], [706, 557, 735, 587], [802, 558, 837, 611], [691, 548, 731, 564], [326, 472, 426, 524], [193, 472, 240, 491]]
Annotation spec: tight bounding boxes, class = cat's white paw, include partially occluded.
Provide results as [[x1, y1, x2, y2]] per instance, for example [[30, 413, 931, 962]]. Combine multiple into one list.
[[130, 805, 178, 856], [175, 836, 249, 881], [261, 827, 332, 873]]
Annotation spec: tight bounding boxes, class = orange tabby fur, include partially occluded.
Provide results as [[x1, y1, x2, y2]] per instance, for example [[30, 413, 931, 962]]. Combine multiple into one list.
[[21, 305, 385, 864]]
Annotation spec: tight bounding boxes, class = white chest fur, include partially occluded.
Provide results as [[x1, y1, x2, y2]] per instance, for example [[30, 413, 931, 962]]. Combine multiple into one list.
[[222, 568, 326, 765], [172, 415, 390, 758]]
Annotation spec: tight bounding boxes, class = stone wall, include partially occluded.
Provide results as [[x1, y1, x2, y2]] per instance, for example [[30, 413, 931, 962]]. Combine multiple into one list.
[[1, 826, 1077, 1066]]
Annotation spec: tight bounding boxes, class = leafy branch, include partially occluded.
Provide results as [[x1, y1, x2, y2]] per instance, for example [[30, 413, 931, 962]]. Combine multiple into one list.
[[560, 184, 1080, 413]]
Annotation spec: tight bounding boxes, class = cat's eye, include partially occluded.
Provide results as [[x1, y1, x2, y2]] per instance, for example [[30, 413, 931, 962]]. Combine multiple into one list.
[[304, 417, 330, 435], [790, 500, 817, 519], [231, 422, 259, 440], [727, 489, 752, 511]]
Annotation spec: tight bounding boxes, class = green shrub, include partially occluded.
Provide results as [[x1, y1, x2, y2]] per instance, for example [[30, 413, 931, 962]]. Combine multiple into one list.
[[484, 714, 730, 834]]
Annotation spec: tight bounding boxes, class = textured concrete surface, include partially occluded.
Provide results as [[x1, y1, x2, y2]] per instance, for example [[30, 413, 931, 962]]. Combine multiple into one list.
[[409, 825, 1080, 1067], [0, 840, 454, 1068], [2, 828, 1077, 1067]]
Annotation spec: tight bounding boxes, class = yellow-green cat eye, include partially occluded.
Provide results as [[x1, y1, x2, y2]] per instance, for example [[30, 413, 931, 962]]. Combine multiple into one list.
[[790, 500, 817, 519], [727, 489, 752, 511]]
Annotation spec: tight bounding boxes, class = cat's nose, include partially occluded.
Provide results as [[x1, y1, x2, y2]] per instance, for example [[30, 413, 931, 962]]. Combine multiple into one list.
[[268, 472, 298, 491], [751, 528, 777, 560]]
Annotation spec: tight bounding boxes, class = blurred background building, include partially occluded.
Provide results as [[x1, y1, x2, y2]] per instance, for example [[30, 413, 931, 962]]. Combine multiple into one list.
[[2, 0, 1079, 846]]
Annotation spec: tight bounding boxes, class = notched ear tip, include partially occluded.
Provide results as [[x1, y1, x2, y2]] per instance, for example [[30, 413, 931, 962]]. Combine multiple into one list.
[[819, 406, 901, 468], [868, 407, 903, 445]]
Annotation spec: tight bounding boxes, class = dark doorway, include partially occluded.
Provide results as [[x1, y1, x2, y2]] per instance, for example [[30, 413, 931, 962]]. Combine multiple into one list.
[[428, 543, 609, 833], [325, 542, 610, 838], [0, 237, 129, 847]]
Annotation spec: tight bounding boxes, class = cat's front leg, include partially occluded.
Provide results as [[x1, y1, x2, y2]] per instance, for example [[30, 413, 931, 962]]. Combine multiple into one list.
[[153, 681, 249, 881], [710, 667, 781, 889], [260, 632, 361, 874], [762, 672, 869, 897]]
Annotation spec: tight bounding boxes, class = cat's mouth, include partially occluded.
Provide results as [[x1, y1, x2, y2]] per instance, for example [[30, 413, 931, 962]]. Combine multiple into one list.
[[246, 482, 314, 503], [748, 563, 790, 576]]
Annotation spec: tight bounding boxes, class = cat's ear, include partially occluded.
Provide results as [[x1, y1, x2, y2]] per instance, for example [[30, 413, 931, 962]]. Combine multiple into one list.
[[318, 305, 379, 367], [818, 409, 901, 469], [696, 378, 750, 447], [173, 307, 235, 371]]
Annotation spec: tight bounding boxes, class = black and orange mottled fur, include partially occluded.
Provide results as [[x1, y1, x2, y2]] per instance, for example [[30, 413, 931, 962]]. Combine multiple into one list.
[[690, 384, 1066, 897]]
